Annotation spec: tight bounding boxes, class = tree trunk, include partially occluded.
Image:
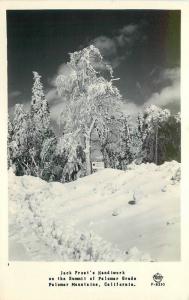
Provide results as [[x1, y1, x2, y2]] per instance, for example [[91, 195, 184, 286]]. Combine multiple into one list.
[[85, 135, 91, 175], [155, 126, 158, 165], [102, 147, 109, 168], [84, 119, 96, 175], [126, 121, 131, 144]]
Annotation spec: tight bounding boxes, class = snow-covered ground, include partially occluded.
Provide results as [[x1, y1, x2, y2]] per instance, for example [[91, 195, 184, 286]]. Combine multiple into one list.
[[9, 161, 180, 261]]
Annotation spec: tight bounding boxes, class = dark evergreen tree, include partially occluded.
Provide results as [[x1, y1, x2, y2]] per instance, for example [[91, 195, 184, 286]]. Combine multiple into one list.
[[157, 112, 181, 164]]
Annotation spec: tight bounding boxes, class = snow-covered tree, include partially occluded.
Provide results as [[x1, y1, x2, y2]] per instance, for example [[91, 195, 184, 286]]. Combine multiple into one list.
[[92, 116, 121, 168], [117, 115, 133, 169], [56, 45, 122, 175], [137, 112, 144, 141], [28, 71, 54, 177], [31, 71, 51, 135], [7, 116, 14, 168], [111, 113, 145, 169], [130, 112, 145, 163], [142, 105, 171, 164], [9, 104, 30, 175], [8, 72, 56, 179], [174, 112, 181, 124], [55, 130, 85, 182], [157, 111, 181, 163]]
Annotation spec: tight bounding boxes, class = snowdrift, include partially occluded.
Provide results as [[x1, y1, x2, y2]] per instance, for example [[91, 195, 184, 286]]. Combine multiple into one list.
[[9, 161, 180, 261]]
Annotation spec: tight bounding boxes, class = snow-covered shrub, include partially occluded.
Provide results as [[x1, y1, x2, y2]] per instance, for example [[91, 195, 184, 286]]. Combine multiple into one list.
[[171, 167, 181, 183]]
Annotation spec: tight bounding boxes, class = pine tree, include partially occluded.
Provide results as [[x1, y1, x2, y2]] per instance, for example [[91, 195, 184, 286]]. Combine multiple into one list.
[[157, 112, 181, 163], [10, 104, 30, 175], [8, 72, 55, 179], [7, 116, 14, 168], [137, 112, 144, 141], [31, 71, 45, 106], [28, 71, 54, 177], [95, 116, 121, 168], [31, 71, 51, 135], [142, 105, 171, 164], [118, 115, 133, 169]]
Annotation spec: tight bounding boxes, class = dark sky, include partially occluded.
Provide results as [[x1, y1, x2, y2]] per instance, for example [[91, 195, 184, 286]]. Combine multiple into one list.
[[7, 10, 180, 118]]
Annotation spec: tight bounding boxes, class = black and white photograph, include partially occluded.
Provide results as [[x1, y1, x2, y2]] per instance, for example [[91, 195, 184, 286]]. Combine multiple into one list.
[[7, 9, 181, 262]]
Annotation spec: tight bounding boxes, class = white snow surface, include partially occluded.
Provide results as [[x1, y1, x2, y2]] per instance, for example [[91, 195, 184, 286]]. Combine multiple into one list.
[[9, 161, 180, 261]]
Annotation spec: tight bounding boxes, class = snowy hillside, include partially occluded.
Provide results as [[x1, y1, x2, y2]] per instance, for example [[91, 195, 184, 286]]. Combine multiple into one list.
[[9, 161, 180, 262]]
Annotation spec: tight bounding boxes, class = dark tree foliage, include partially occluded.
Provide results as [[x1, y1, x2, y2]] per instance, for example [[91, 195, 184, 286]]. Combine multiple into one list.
[[142, 110, 180, 165], [158, 115, 181, 164]]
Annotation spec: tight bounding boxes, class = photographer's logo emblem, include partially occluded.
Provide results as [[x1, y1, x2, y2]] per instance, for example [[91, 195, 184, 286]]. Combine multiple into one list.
[[151, 273, 165, 286], [153, 273, 163, 283]]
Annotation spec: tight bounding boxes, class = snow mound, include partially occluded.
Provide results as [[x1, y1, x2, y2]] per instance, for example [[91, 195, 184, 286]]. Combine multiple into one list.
[[9, 161, 180, 261]]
